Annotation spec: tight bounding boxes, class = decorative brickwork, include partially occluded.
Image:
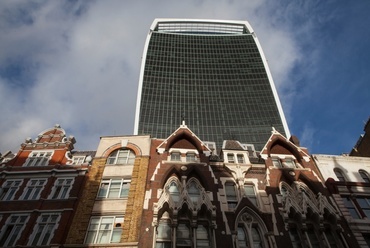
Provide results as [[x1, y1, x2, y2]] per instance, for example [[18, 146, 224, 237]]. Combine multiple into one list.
[[121, 156, 150, 242], [65, 157, 106, 244]]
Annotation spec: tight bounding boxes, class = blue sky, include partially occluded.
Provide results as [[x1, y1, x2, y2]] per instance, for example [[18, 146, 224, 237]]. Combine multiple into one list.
[[0, 0, 369, 155]]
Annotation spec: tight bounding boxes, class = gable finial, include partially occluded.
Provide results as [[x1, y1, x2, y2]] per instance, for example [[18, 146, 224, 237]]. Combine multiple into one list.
[[181, 113, 186, 126]]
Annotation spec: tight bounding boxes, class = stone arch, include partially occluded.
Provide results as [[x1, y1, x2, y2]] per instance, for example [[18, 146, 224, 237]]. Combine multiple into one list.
[[102, 142, 142, 158]]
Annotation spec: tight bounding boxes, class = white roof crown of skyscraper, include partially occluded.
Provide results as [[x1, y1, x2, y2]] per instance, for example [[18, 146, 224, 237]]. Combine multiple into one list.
[[151, 18, 254, 35]]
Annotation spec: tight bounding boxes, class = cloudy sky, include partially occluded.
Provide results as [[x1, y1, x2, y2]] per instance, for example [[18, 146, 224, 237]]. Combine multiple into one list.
[[0, 0, 369, 155]]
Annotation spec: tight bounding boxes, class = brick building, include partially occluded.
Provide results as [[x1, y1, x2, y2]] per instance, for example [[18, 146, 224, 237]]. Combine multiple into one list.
[[64, 134, 151, 247], [136, 122, 352, 247], [0, 124, 94, 247]]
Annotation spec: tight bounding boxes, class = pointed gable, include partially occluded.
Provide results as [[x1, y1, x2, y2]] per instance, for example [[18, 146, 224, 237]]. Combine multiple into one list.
[[260, 128, 310, 163], [157, 122, 211, 154]]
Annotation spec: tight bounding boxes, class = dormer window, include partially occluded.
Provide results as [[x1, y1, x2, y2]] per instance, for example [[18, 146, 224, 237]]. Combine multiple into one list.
[[186, 153, 196, 162], [107, 149, 135, 165], [272, 158, 282, 168], [72, 156, 85, 165], [227, 153, 235, 163], [171, 152, 181, 161], [24, 151, 53, 167], [283, 158, 295, 168], [237, 154, 245, 164], [272, 157, 296, 168]]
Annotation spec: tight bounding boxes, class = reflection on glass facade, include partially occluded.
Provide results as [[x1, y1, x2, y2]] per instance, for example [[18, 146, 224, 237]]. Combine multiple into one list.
[[135, 19, 289, 151]]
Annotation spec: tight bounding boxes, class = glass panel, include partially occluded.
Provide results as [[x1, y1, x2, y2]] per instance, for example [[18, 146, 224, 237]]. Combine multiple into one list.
[[157, 222, 171, 239], [111, 229, 122, 243], [289, 227, 302, 248], [98, 182, 109, 197], [237, 227, 248, 248], [237, 154, 245, 163], [196, 225, 209, 247], [169, 182, 180, 203], [252, 227, 262, 248], [307, 225, 320, 248], [272, 158, 281, 168], [188, 182, 200, 204], [177, 224, 191, 246]]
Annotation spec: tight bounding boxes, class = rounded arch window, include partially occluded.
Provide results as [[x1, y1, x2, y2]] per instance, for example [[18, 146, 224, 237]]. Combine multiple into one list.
[[107, 149, 135, 165], [359, 170, 370, 183], [333, 168, 346, 182]]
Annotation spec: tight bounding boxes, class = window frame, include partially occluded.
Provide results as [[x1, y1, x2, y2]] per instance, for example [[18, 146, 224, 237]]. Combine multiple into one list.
[[170, 151, 181, 161], [72, 156, 85, 165], [334, 169, 346, 182], [243, 184, 258, 206], [237, 154, 245, 164], [359, 170, 370, 183], [97, 179, 131, 199], [186, 152, 196, 162], [28, 213, 61, 246], [342, 196, 361, 219], [0, 214, 29, 247], [107, 149, 135, 165], [23, 151, 53, 167], [85, 216, 124, 244], [49, 178, 74, 199], [20, 179, 47, 200], [227, 153, 235, 163], [225, 182, 238, 209], [0, 179, 23, 201]]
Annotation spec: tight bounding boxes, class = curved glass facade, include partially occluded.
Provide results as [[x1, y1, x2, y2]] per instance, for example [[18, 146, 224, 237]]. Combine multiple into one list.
[[135, 19, 289, 151]]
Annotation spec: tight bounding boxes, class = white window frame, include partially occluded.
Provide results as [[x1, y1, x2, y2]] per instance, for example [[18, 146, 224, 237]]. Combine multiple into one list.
[[49, 178, 74, 199], [72, 156, 85, 165], [23, 151, 53, 167], [283, 158, 296, 168], [170, 151, 181, 161], [107, 149, 135, 165], [85, 216, 124, 244], [0, 179, 23, 201], [186, 152, 196, 162], [237, 154, 245, 164], [0, 214, 29, 247], [97, 179, 131, 199], [272, 158, 282, 168], [20, 179, 47, 200], [28, 213, 60, 246], [227, 153, 235, 163]]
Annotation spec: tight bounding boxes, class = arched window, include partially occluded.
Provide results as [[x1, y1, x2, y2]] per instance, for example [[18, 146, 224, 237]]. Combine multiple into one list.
[[156, 212, 172, 248], [107, 149, 135, 165], [236, 211, 267, 248], [188, 181, 200, 205], [168, 181, 180, 204], [334, 168, 346, 182], [359, 170, 370, 183], [155, 177, 214, 247]]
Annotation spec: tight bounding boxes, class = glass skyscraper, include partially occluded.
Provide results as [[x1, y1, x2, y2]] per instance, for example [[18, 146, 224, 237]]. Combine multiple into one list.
[[134, 19, 290, 151]]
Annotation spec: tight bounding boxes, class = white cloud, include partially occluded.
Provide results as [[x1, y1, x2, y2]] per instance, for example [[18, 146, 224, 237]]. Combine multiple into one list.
[[0, 0, 308, 152]]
